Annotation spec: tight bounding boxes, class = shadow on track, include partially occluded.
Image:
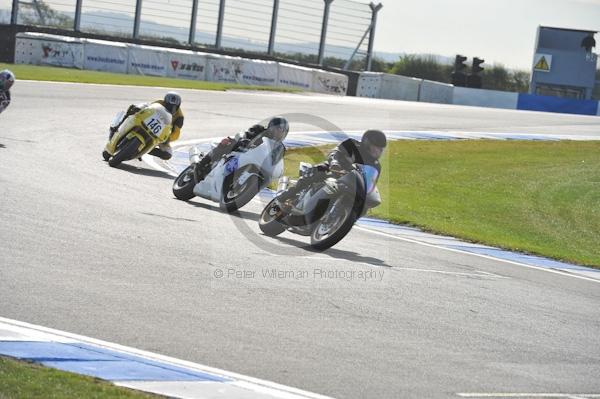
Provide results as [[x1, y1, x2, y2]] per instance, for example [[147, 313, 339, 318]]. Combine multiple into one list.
[[111, 162, 174, 180], [183, 199, 261, 222], [272, 235, 392, 268]]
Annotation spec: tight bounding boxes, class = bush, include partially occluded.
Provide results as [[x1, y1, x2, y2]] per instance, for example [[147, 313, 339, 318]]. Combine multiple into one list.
[[389, 54, 452, 83], [388, 55, 530, 93]]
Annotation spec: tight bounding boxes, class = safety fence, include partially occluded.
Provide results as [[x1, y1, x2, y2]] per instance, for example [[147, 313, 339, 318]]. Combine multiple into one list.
[[357, 72, 600, 116], [14, 32, 349, 94], [2, 0, 381, 70]]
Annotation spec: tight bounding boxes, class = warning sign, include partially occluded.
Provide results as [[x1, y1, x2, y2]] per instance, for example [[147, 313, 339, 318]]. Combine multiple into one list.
[[533, 53, 552, 72]]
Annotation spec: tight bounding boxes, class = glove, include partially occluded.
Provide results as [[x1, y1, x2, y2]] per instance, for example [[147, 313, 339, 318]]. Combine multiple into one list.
[[126, 104, 141, 116], [220, 137, 233, 146], [329, 163, 344, 174]]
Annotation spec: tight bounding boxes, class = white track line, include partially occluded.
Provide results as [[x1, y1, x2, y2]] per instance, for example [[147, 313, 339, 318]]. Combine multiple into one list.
[[457, 394, 600, 398], [0, 317, 333, 399], [355, 226, 600, 284]]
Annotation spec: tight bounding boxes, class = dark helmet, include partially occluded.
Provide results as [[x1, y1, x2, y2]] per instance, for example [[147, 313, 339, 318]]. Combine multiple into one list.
[[266, 117, 289, 142], [0, 69, 15, 91], [163, 91, 182, 115], [361, 129, 387, 160]]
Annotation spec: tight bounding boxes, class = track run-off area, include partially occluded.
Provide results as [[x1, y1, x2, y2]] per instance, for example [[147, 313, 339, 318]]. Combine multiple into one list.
[[1, 81, 600, 398]]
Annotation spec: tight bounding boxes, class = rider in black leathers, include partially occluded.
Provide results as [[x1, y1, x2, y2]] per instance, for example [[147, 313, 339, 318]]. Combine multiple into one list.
[[277, 129, 387, 204]]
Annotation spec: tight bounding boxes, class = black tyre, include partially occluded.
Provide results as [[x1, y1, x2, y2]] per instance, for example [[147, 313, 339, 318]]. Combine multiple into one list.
[[220, 171, 261, 213], [102, 150, 111, 161], [310, 195, 357, 251], [259, 199, 287, 237], [173, 164, 196, 201], [108, 138, 141, 167]]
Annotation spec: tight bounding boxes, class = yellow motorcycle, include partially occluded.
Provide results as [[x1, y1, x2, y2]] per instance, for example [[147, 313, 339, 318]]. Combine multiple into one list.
[[102, 103, 173, 167]]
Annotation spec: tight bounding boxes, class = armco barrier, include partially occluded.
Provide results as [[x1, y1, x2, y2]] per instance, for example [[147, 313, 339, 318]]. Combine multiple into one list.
[[239, 59, 279, 87], [453, 87, 519, 110], [12, 32, 349, 94], [517, 93, 599, 116], [205, 54, 244, 84], [15, 32, 84, 69], [419, 80, 453, 104], [357, 72, 420, 101], [165, 49, 207, 81], [312, 69, 348, 95], [127, 44, 168, 77], [83, 39, 128, 74], [277, 63, 314, 91]]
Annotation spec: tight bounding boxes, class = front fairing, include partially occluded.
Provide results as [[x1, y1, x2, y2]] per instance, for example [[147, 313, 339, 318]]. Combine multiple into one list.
[[106, 104, 172, 155]]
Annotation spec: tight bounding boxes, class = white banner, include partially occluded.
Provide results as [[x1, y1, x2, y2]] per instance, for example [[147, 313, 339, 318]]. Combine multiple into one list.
[[206, 55, 245, 84], [238, 60, 278, 86], [277, 63, 313, 90], [83, 39, 128, 74], [166, 50, 207, 80], [312, 70, 348, 95], [128, 45, 167, 77], [206, 56, 278, 86], [15, 33, 84, 69]]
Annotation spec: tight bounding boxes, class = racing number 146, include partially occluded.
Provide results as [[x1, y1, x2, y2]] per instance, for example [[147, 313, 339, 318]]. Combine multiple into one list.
[[146, 118, 163, 135]]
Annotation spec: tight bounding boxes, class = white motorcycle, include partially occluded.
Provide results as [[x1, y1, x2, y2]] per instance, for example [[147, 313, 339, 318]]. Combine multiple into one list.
[[172, 137, 285, 212]]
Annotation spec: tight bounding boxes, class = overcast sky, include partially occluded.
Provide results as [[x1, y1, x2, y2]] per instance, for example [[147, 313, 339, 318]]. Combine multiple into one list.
[[376, 0, 600, 69]]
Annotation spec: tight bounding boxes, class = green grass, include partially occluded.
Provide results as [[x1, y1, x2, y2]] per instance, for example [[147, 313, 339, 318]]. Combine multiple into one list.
[[0, 63, 297, 93], [283, 140, 600, 268], [0, 356, 163, 399]]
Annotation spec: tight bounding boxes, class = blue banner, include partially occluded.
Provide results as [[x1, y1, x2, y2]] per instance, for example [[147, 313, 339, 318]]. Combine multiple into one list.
[[517, 94, 599, 116]]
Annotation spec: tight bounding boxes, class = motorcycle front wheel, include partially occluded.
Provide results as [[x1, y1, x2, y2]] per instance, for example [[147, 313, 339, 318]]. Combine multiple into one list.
[[310, 195, 357, 251], [259, 198, 287, 237], [108, 137, 141, 167], [173, 164, 197, 201], [220, 170, 260, 213]]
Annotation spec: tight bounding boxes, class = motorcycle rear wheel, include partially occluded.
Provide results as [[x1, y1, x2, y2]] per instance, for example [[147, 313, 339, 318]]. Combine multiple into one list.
[[310, 195, 357, 251]]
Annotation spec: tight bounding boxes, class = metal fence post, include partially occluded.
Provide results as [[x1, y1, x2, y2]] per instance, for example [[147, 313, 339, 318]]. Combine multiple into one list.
[[268, 0, 279, 55], [189, 0, 199, 44], [366, 2, 382, 71], [216, 0, 226, 49], [74, 0, 83, 31], [11, 0, 19, 25], [133, 0, 143, 39], [318, 0, 334, 65]]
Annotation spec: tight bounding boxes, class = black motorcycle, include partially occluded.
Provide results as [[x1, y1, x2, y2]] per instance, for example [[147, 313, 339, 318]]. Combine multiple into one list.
[[259, 162, 381, 250]]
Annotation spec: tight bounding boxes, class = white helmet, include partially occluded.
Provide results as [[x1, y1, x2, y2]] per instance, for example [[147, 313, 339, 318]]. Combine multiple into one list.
[[266, 117, 289, 142], [0, 70, 15, 91]]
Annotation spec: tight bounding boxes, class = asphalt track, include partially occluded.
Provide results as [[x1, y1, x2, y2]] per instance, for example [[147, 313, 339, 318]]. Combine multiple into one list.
[[1, 81, 600, 399]]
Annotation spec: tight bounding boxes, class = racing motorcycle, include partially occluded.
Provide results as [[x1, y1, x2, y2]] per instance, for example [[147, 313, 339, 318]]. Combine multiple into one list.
[[172, 137, 285, 212], [102, 103, 172, 167], [259, 162, 381, 250]]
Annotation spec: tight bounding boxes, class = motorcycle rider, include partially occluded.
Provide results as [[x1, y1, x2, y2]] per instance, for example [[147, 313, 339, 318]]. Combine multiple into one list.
[[277, 129, 387, 204], [109, 92, 184, 160], [0, 69, 15, 115], [194, 117, 289, 181]]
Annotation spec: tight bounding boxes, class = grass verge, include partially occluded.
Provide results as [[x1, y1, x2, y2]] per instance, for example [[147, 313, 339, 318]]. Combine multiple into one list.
[[0, 63, 298, 93], [0, 356, 162, 399], [283, 140, 600, 268]]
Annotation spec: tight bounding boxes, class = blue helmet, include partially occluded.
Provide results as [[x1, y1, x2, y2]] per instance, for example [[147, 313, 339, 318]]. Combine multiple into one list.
[[0, 70, 15, 91]]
